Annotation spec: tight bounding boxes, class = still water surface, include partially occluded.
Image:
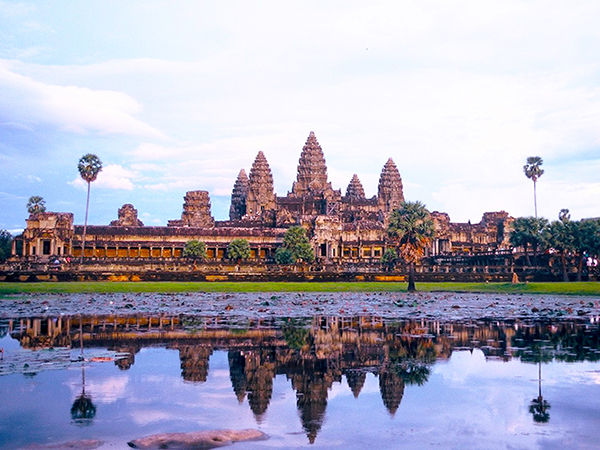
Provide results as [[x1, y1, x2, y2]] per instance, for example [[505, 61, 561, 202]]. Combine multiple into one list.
[[1, 315, 600, 449]]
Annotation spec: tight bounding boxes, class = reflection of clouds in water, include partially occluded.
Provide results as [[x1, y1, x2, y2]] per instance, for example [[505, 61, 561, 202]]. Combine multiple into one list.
[[434, 349, 538, 385], [562, 366, 600, 386], [130, 409, 171, 426], [65, 374, 129, 404], [87, 376, 129, 404]]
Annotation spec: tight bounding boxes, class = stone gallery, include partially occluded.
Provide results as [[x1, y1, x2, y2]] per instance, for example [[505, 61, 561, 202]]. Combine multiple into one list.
[[12, 132, 511, 268]]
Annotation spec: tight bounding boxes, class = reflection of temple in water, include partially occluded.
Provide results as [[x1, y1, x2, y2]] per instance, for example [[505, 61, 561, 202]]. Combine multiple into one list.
[[6, 315, 600, 443]]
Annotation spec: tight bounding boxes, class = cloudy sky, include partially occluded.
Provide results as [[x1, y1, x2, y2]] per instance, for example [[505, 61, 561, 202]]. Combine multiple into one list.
[[1, 0, 599, 233]]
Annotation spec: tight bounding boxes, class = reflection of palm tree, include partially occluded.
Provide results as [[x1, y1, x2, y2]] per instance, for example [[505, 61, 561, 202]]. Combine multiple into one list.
[[71, 317, 96, 426], [71, 364, 96, 425], [529, 360, 550, 423]]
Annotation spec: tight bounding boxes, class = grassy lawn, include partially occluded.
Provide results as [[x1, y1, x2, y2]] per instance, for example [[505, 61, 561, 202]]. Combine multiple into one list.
[[1, 281, 600, 296]]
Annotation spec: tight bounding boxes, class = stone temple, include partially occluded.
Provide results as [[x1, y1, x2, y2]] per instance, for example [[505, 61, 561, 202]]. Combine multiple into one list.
[[11, 131, 512, 267]]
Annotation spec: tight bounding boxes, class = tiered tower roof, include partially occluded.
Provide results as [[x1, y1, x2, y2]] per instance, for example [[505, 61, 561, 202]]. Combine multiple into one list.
[[345, 174, 366, 200], [291, 131, 333, 197], [229, 169, 249, 220], [377, 158, 405, 213], [246, 151, 276, 217], [178, 190, 215, 227]]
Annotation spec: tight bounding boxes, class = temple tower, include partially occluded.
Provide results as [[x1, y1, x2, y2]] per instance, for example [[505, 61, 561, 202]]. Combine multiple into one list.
[[229, 169, 249, 220], [291, 132, 335, 198], [377, 158, 405, 214], [110, 204, 144, 227], [246, 151, 276, 218], [168, 190, 214, 227], [345, 174, 366, 200]]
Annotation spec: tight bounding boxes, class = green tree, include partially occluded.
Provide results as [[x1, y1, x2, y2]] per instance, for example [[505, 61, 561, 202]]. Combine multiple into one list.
[[523, 156, 544, 218], [277, 226, 314, 264], [381, 247, 398, 271], [77, 154, 103, 263], [571, 219, 600, 282], [387, 201, 435, 292], [183, 240, 207, 261], [546, 210, 574, 281], [26, 196, 46, 214], [275, 247, 295, 265], [0, 230, 12, 262], [509, 217, 549, 266], [227, 238, 251, 262]]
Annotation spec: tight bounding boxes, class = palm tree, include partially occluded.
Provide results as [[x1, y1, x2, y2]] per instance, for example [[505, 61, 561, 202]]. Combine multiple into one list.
[[509, 216, 549, 267], [26, 196, 46, 215], [523, 156, 544, 218], [547, 210, 574, 281], [77, 154, 102, 263], [387, 201, 435, 292], [571, 218, 600, 282]]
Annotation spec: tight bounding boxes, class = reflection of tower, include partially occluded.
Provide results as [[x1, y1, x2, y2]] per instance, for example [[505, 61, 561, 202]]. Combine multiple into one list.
[[378, 367, 405, 416], [227, 349, 276, 422], [290, 361, 333, 444], [529, 360, 551, 423], [345, 370, 366, 398], [112, 344, 138, 370], [179, 346, 212, 382], [245, 350, 276, 422], [228, 351, 248, 403]]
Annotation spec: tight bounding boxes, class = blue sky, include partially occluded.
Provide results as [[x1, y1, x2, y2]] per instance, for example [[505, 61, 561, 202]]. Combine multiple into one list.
[[1, 0, 599, 233]]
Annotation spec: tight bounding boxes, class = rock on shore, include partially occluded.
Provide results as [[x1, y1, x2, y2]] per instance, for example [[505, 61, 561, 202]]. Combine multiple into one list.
[[127, 429, 268, 449]]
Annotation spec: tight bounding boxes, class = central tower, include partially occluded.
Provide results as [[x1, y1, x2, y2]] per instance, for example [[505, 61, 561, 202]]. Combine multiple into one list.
[[290, 131, 335, 198]]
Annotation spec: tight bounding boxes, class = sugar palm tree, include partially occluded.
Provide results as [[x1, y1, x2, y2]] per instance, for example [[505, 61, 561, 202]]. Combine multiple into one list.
[[523, 156, 544, 218], [26, 195, 46, 215], [77, 154, 102, 263], [387, 201, 435, 292], [509, 216, 549, 267]]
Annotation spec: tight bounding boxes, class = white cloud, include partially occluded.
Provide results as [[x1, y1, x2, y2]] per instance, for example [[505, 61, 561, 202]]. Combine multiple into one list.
[[2, 0, 600, 227], [69, 164, 137, 190], [0, 63, 166, 139]]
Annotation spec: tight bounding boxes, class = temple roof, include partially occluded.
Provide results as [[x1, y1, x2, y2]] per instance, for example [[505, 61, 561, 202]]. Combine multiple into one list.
[[229, 169, 249, 220], [377, 158, 404, 212], [345, 174, 366, 200], [291, 131, 332, 197]]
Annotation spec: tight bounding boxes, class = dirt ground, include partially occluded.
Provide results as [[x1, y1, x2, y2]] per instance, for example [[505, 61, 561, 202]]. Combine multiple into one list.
[[2, 291, 600, 321]]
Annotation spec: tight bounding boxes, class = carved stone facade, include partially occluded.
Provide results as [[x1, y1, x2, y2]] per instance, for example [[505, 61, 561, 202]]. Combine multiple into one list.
[[11, 131, 513, 265], [168, 190, 215, 228], [110, 204, 144, 227], [229, 169, 249, 220], [246, 151, 276, 219], [377, 158, 405, 214], [345, 174, 365, 200]]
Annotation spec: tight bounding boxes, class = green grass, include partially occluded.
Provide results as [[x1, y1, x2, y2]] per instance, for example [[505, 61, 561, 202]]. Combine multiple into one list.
[[1, 281, 600, 296]]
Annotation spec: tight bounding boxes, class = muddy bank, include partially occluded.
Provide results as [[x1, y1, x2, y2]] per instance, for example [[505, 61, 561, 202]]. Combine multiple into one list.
[[1, 291, 599, 321]]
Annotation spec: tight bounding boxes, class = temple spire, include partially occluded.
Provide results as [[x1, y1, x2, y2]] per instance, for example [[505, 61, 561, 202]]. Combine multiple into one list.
[[377, 158, 404, 214], [345, 174, 365, 200], [246, 151, 276, 218], [291, 131, 333, 197], [229, 169, 249, 220]]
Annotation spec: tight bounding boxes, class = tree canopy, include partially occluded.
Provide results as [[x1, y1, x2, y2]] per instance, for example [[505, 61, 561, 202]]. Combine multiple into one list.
[[26, 196, 46, 214], [387, 201, 435, 292], [183, 240, 207, 260], [276, 226, 314, 264], [227, 238, 251, 261], [523, 156, 544, 218], [509, 216, 548, 266], [0, 230, 12, 262], [77, 154, 103, 183], [77, 154, 103, 264]]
